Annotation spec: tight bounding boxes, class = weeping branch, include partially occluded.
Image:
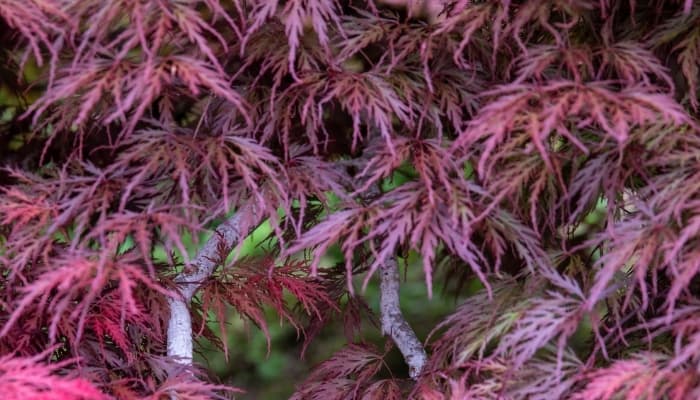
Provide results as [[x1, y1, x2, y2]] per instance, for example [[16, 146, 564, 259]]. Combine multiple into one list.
[[379, 258, 428, 379], [167, 201, 261, 365]]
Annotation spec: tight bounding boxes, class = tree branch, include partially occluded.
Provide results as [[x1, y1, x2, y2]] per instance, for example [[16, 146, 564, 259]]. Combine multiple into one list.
[[363, 183, 428, 378], [167, 202, 261, 365], [379, 258, 428, 379]]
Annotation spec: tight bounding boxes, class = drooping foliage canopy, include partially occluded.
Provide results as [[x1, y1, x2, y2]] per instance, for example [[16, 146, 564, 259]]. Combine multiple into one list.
[[1, 0, 700, 398]]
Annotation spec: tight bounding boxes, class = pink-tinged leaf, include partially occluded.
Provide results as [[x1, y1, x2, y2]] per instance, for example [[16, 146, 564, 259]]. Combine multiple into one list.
[[0, 0, 70, 66], [305, 343, 384, 382], [3, 1, 700, 397], [361, 379, 402, 400], [285, 206, 368, 279], [322, 70, 411, 152], [506, 346, 583, 400], [291, 343, 386, 399], [198, 256, 336, 358], [458, 81, 689, 180], [651, 9, 700, 110], [280, 0, 343, 74], [0, 251, 170, 347], [428, 281, 530, 365], [495, 292, 583, 369], [144, 374, 243, 400], [572, 352, 700, 400], [432, 1, 503, 68], [0, 352, 108, 400], [290, 378, 358, 400], [279, 145, 352, 234]]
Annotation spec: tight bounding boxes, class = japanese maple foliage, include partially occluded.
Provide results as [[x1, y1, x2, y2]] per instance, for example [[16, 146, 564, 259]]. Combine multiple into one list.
[[2, 0, 700, 399]]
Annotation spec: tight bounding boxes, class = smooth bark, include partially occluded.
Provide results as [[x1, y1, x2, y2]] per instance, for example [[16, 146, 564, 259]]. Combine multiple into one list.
[[379, 258, 428, 379], [167, 202, 260, 364]]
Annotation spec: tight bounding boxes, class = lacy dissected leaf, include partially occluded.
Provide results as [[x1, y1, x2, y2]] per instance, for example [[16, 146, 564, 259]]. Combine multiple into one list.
[[115, 125, 282, 216], [86, 286, 166, 364], [291, 343, 388, 399], [197, 256, 335, 358], [247, 0, 343, 77], [494, 291, 583, 369], [572, 352, 700, 400], [278, 145, 353, 234], [299, 264, 378, 358], [362, 379, 403, 400], [28, 56, 248, 136], [459, 81, 688, 179], [290, 161, 547, 296], [505, 346, 583, 400], [141, 374, 243, 400], [285, 205, 370, 278], [0, 352, 109, 400], [0, 165, 197, 275], [0, 251, 169, 349], [2, 0, 700, 397], [0, 0, 69, 66], [428, 281, 531, 366], [322, 70, 411, 150], [582, 161, 700, 316], [651, 8, 700, 110]]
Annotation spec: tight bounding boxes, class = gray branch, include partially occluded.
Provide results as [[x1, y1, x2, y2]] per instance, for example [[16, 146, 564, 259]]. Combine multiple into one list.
[[379, 258, 428, 379], [167, 202, 260, 365]]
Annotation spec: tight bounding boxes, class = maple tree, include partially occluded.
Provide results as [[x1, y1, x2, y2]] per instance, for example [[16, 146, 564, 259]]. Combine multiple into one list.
[[1, 0, 700, 398]]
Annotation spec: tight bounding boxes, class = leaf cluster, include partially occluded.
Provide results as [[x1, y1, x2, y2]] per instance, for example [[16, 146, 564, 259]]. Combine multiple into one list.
[[1, 0, 700, 399]]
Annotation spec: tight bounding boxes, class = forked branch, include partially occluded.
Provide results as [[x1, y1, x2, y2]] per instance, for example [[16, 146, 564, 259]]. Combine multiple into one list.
[[379, 258, 428, 379]]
